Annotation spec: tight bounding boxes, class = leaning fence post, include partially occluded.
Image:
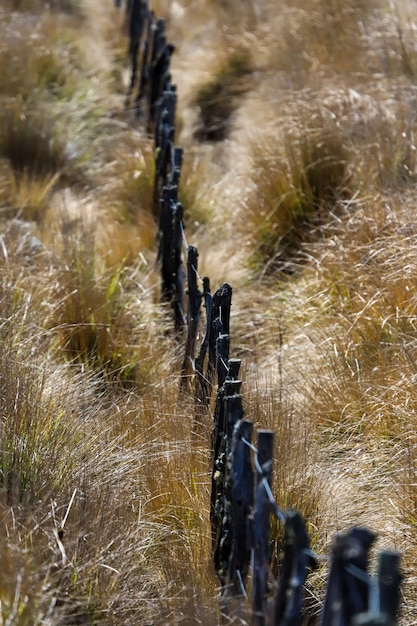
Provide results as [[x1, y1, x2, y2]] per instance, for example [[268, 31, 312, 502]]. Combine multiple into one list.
[[207, 283, 232, 383], [353, 550, 402, 626], [180, 246, 201, 390], [227, 418, 254, 596], [158, 186, 185, 331], [195, 276, 212, 406], [320, 526, 376, 626], [252, 429, 275, 625], [377, 551, 402, 625], [273, 510, 315, 626], [173, 201, 185, 331]]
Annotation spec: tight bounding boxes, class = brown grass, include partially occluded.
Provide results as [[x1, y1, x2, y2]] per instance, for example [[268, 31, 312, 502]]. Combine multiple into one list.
[[2, 0, 417, 623]]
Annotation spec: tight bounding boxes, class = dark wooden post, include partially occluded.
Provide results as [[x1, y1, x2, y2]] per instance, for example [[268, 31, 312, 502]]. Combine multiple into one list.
[[210, 367, 242, 578], [153, 93, 177, 219], [180, 246, 201, 389], [227, 418, 254, 595], [147, 18, 166, 129], [320, 527, 376, 626], [173, 201, 185, 331], [158, 186, 185, 331], [377, 551, 402, 625], [273, 510, 315, 626], [195, 276, 212, 406], [252, 430, 274, 625], [353, 550, 402, 626], [207, 283, 232, 384], [159, 184, 178, 300], [217, 334, 230, 390], [213, 391, 244, 584]]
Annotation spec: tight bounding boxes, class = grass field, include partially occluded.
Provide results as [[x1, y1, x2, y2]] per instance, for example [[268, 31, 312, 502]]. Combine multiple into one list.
[[1, 0, 417, 623]]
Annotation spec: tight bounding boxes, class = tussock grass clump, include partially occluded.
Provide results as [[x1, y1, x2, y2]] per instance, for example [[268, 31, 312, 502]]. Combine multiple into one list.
[[0, 105, 83, 221], [3, 0, 80, 12], [51, 220, 168, 389], [0, 106, 67, 177], [107, 141, 155, 224], [242, 117, 350, 276], [0, 9, 85, 221], [356, 104, 417, 189], [193, 47, 254, 141], [266, 0, 380, 86], [178, 150, 213, 232], [53, 225, 131, 380], [96, 139, 158, 266], [0, 11, 80, 102]]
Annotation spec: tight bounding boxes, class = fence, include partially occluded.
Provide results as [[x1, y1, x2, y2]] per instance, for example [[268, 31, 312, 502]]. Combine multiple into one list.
[[121, 5, 403, 624]]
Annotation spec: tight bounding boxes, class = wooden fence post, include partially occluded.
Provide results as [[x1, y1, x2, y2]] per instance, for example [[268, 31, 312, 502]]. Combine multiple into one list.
[[171, 145, 183, 187], [320, 526, 376, 626], [207, 283, 232, 384], [376, 551, 402, 625], [213, 390, 244, 584], [173, 201, 185, 331], [227, 418, 254, 595], [195, 276, 212, 406], [351, 550, 402, 626], [273, 510, 315, 626], [211, 363, 242, 580], [252, 430, 275, 625], [153, 91, 177, 218], [180, 246, 201, 390], [159, 185, 185, 330]]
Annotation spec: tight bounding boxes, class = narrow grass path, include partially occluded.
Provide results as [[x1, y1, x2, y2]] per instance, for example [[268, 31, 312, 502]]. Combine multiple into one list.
[[76, 0, 406, 607]]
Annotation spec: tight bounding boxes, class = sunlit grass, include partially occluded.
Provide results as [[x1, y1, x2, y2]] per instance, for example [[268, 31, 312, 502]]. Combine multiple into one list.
[[241, 115, 350, 276], [2, 0, 417, 623], [193, 46, 254, 141]]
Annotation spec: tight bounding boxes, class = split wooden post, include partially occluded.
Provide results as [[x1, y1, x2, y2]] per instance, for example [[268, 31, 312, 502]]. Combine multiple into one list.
[[195, 276, 212, 406], [173, 201, 185, 331], [180, 246, 201, 389], [210, 361, 242, 584], [207, 283, 232, 384], [213, 389, 244, 584], [159, 185, 185, 330], [353, 550, 402, 626], [252, 430, 274, 625], [377, 551, 402, 625], [227, 418, 254, 595], [320, 527, 376, 626], [273, 510, 314, 626]]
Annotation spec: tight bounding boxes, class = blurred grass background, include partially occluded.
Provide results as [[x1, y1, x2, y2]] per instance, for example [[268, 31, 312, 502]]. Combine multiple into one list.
[[0, 0, 417, 623]]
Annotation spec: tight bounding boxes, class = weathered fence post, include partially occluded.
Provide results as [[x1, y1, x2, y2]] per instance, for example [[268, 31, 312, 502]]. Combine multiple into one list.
[[180, 246, 202, 390], [170, 145, 183, 187], [352, 550, 402, 626], [376, 551, 402, 625], [173, 201, 185, 331], [273, 510, 315, 626], [207, 283, 232, 385], [153, 97, 176, 219], [320, 526, 376, 626], [159, 185, 185, 330], [252, 429, 275, 625], [210, 354, 242, 581], [213, 389, 245, 584], [195, 276, 212, 407], [227, 418, 254, 595]]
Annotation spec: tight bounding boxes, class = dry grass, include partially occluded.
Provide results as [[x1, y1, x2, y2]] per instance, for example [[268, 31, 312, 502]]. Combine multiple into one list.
[[2, 0, 417, 623], [241, 113, 351, 276], [192, 46, 254, 141]]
